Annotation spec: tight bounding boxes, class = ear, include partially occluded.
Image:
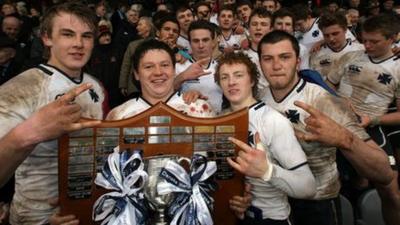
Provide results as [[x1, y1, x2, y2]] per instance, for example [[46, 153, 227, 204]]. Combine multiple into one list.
[[41, 33, 53, 47], [133, 70, 140, 81], [156, 30, 160, 38], [296, 56, 301, 71]]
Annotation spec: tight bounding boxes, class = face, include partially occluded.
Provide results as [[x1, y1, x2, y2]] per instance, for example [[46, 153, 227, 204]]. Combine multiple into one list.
[[1, 4, 15, 16], [190, 29, 214, 60], [223, 0, 236, 5], [135, 49, 175, 102], [322, 24, 347, 51], [42, 12, 94, 77], [157, 4, 169, 12], [196, 5, 211, 21], [347, 11, 359, 25], [295, 19, 310, 33], [158, 21, 179, 46], [98, 33, 111, 45], [249, 15, 272, 45], [126, 10, 139, 25], [219, 63, 254, 106], [96, 5, 106, 17], [260, 40, 299, 92], [263, 0, 276, 13], [383, 0, 394, 11], [350, 0, 360, 7], [205, 0, 216, 10], [362, 31, 394, 58], [237, 5, 252, 23], [273, 16, 294, 34], [137, 18, 151, 38], [218, 10, 235, 30], [2, 17, 20, 40], [328, 3, 339, 13], [176, 9, 194, 33]]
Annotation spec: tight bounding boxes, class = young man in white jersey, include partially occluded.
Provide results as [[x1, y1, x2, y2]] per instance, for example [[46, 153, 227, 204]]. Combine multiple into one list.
[[174, 20, 223, 112], [272, 8, 310, 70], [176, 5, 194, 53], [0, 2, 108, 225], [242, 7, 273, 98], [107, 39, 214, 120], [217, 5, 245, 53], [259, 30, 393, 225], [310, 12, 364, 79], [327, 14, 400, 225], [216, 52, 316, 225]]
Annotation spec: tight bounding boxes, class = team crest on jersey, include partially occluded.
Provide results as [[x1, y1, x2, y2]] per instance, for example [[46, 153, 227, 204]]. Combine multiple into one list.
[[312, 30, 320, 38], [377, 73, 392, 85], [319, 59, 331, 66], [348, 65, 362, 73], [89, 89, 99, 102], [285, 109, 300, 123]]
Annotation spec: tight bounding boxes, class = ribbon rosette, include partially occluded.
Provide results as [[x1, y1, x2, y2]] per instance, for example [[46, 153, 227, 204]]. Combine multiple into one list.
[[157, 154, 218, 225], [93, 147, 148, 225]]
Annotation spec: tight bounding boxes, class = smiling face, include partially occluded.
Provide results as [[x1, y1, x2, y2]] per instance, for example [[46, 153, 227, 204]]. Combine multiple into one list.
[[260, 39, 299, 93], [42, 12, 94, 78], [218, 63, 255, 108], [135, 49, 175, 104], [249, 15, 272, 47]]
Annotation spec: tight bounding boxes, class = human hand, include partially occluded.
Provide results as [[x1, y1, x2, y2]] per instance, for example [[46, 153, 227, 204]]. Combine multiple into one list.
[[240, 39, 249, 50], [182, 90, 208, 104], [227, 132, 269, 178], [182, 57, 212, 80], [17, 83, 101, 148], [310, 40, 324, 53], [229, 183, 252, 219], [392, 46, 400, 55], [48, 198, 79, 225], [293, 101, 353, 149]]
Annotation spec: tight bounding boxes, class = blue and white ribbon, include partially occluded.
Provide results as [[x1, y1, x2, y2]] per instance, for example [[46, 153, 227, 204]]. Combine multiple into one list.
[[158, 154, 217, 225], [93, 147, 148, 225]]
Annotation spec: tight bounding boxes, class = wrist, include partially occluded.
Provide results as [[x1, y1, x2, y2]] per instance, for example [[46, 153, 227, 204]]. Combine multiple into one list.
[[369, 116, 381, 127], [340, 129, 355, 150]]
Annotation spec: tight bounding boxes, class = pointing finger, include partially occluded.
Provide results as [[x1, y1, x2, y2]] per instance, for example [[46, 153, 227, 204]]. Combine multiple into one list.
[[229, 137, 253, 153], [59, 83, 93, 104], [294, 100, 319, 117]]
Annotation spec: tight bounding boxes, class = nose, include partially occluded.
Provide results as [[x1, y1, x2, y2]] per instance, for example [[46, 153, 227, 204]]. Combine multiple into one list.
[[272, 58, 282, 70], [154, 65, 162, 75], [73, 35, 84, 48]]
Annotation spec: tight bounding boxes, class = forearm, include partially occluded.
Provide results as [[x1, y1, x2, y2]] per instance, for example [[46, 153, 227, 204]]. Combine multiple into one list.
[[0, 125, 35, 187], [174, 72, 187, 91], [373, 111, 400, 126], [339, 132, 393, 185], [269, 164, 316, 199]]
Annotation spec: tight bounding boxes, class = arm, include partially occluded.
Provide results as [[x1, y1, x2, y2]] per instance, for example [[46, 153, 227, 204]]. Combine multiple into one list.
[[294, 100, 393, 185], [359, 98, 400, 127], [173, 58, 212, 90], [0, 84, 101, 187]]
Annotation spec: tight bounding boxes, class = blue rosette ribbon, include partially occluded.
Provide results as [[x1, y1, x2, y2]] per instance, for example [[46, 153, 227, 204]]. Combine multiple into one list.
[[157, 154, 218, 225], [93, 147, 148, 225]]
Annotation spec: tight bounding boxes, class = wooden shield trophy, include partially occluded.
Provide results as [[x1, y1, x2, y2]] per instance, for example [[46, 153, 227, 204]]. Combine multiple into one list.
[[59, 102, 248, 225]]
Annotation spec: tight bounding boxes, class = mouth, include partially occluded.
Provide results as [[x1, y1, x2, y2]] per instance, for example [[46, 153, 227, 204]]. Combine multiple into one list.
[[151, 78, 167, 84], [70, 53, 84, 59], [254, 33, 263, 38], [228, 88, 240, 95]]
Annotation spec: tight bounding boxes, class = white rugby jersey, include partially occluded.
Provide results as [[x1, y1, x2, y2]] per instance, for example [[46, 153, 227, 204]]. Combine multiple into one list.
[[327, 51, 400, 117], [245, 101, 311, 220], [0, 64, 107, 224], [310, 40, 364, 79], [263, 78, 369, 199], [218, 31, 244, 50], [175, 58, 223, 112], [177, 35, 191, 53], [106, 91, 215, 120], [242, 47, 269, 98]]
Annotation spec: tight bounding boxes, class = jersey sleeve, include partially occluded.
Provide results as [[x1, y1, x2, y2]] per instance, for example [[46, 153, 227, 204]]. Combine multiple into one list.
[[326, 51, 351, 85]]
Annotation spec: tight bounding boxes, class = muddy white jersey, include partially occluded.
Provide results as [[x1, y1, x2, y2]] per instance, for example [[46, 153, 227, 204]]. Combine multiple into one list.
[[242, 47, 269, 98], [263, 79, 369, 199], [310, 40, 364, 79], [106, 91, 215, 120], [244, 101, 311, 220], [0, 64, 106, 224], [177, 35, 191, 53], [175, 58, 223, 112], [327, 51, 400, 117]]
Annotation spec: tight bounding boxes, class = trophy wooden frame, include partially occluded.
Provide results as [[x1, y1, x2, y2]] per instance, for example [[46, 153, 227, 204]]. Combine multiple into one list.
[[58, 102, 248, 225]]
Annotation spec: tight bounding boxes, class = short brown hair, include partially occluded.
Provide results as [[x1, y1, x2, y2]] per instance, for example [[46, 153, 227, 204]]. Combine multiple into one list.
[[215, 52, 259, 98], [318, 12, 347, 30], [40, 1, 97, 38]]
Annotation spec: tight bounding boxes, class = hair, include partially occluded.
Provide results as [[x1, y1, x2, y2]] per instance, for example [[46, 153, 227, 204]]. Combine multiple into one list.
[[249, 7, 273, 23], [175, 5, 192, 17], [362, 14, 400, 39], [194, 1, 211, 14], [138, 16, 156, 37], [272, 8, 294, 24], [258, 30, 300, 58], [132, 39, 176, 72], [215, 51, 259, 98], [236, 0, 253, 9], [262, 0, 277, 5], [188, 20, 215, 41], [218, 5, 236, 17], [154, 14, 179, 31], [318, 12, 347, 30], [291, 3, 310, 21], [40, 1, 97, 38]]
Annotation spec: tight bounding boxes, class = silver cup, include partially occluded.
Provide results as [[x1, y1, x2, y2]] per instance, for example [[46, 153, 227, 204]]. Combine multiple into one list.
[[144, 155, 190, 225]]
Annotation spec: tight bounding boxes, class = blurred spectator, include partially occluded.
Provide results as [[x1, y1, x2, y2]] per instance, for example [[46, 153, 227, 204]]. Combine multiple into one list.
[[0, 35, 19, 85], [110, 2, 128, 37]]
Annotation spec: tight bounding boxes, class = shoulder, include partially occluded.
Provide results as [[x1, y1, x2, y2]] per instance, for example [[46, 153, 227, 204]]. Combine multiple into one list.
[[106, 97, 144, 120]]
